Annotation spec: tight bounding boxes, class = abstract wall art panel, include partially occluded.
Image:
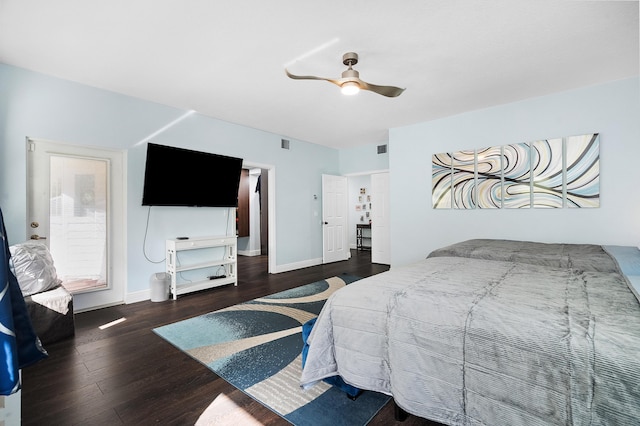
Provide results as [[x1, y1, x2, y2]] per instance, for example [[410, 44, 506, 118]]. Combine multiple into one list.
[[451, 150, 476, 209], [566, 133, 600, 208], [430, 133, 599, 209], [476, 146, 502, 208], [532, 138, 564, 208], [502, 143, 532, 208], [432, 153, 453, 209]]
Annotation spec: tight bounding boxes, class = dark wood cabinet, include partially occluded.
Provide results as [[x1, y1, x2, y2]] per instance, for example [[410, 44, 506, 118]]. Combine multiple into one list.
[[236, 169, 250, 237]]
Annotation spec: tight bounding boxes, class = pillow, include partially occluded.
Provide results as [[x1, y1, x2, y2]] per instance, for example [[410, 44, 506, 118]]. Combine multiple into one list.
[[9, 242, 62, 296]]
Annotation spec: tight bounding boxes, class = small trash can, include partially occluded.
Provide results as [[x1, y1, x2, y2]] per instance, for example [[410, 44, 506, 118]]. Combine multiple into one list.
[[150, 272, 170, 302]]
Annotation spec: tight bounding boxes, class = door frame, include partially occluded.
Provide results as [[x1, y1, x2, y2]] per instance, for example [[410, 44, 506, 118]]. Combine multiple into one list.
[[26, 137, 127, 312], [242, 160, 276, 273], [344, 169, 391, 263]]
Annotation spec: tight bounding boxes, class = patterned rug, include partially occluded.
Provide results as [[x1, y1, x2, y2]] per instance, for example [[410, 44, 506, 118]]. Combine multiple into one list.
[[153, 275, 390, 426]]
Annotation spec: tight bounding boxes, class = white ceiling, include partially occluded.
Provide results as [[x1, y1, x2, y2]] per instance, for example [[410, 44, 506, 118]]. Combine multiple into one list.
[[0, 1, 638, 149]]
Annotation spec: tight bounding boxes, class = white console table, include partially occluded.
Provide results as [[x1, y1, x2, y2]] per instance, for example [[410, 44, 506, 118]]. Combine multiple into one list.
[[166, 235, 237, 300]]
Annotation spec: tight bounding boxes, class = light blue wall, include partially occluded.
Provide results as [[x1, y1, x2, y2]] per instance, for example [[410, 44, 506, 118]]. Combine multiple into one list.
[[0, 63, 339, 296], [389, 77, 640, 266], [339, 143, 389, 175], [0, 64, 184, 236], [6, 63, 633, 295]]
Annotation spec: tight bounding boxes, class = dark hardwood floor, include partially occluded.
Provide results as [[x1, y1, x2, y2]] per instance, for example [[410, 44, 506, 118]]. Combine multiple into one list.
[[22, 249, 438, 425]]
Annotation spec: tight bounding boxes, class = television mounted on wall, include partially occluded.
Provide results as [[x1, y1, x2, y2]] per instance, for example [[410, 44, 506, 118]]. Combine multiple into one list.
[[142, 143, 243, 207]]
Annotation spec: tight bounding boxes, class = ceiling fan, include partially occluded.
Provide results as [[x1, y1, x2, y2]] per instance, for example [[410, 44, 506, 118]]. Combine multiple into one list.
[[285, 52, 405, 98]]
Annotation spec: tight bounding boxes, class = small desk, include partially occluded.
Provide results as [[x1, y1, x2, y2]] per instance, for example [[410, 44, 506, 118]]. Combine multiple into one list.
[[356, 224, 371, 251]]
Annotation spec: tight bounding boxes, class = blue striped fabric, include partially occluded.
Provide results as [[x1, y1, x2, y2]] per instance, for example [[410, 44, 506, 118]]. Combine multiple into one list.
[[0, 207, 47, 395]]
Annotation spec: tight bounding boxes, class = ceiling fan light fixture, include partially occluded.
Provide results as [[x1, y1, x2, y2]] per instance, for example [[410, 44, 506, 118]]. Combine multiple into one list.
[[341, 81, 360, 96], [285, 51, 405, 98]]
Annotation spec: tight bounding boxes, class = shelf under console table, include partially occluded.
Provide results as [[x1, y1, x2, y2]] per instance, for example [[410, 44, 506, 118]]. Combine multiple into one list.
[[166, 235, 237, 300]]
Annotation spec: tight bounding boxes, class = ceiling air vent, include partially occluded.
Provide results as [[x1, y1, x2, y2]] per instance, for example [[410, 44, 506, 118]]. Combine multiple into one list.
[[377, 144, 388, 154], [281, 139, 290, 150]]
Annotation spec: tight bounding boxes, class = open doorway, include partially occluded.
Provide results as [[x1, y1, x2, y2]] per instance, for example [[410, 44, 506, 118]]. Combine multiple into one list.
[[236, 162, 275, 273], [346, 171, 390, 265]]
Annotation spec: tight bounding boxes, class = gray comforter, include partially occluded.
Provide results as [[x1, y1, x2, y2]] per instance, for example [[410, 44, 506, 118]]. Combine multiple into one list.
[[300, 239, 640, 425]]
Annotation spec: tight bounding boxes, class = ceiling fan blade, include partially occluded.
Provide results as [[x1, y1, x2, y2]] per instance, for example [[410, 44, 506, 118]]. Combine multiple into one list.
[[286, 68, 405, 98], [358, 80, 405, 98], [285, 69, 341, 87]]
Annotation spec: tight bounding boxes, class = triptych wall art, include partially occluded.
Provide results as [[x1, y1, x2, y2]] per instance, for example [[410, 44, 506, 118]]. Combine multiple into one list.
[[432, 133, 600, 209]]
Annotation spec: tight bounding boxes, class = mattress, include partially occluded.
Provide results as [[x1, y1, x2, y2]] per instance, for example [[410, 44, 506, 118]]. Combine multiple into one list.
[[300, 239, 640, 425]]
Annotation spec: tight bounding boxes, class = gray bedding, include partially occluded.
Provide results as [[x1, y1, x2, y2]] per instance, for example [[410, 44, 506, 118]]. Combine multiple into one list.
[[300, 239, 640, 425]]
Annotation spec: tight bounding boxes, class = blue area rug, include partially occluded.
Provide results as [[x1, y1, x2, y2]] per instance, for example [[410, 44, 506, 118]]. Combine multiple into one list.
[[153, 275, 390, 426]]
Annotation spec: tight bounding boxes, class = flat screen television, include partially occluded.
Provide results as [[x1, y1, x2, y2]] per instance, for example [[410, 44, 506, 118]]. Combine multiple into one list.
[[142, 143, 243, 207]]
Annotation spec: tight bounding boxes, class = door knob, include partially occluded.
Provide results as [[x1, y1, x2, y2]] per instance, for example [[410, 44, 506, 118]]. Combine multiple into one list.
[[30, 234, 47, 240]]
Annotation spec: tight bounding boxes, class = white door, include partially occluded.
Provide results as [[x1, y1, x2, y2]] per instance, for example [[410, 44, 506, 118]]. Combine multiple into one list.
[[27, 138, 126, 312], [322, 174, 349, 263], [371, 172, 391, 265]]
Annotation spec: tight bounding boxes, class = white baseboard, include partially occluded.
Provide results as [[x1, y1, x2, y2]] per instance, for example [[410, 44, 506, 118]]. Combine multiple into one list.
[[126, 289, 151, 304], [238, 249, 262, 257], [272, 257, 323, 274], [126, 289, 176, 305]]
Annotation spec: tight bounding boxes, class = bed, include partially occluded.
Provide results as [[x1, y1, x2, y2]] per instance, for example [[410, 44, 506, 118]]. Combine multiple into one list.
[[300, 239, 640, 425]]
